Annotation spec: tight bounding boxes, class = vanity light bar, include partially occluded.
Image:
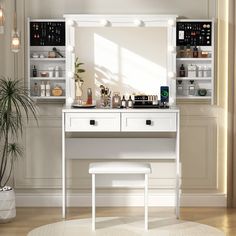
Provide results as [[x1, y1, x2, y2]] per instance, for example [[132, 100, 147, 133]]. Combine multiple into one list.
[[67, 18, 176, 27]]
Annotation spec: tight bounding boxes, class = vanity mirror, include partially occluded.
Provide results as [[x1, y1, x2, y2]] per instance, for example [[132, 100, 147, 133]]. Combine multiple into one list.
[[64, 14, 177, 106]]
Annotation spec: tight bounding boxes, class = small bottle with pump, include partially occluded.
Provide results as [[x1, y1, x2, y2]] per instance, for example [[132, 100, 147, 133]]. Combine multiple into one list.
[[127, 95, 133, 108]]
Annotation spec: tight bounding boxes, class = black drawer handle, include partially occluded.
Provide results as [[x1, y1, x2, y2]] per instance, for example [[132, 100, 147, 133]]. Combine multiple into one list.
[[146, 120, 152, 125], [90, 120, 95, 125]]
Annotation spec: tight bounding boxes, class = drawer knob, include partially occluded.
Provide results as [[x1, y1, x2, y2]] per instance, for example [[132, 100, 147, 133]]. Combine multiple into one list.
[[146, 120, 152, 125], [90, 120, 95, 125]]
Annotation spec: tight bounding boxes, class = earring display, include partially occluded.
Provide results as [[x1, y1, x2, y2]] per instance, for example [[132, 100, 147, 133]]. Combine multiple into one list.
[[30, 21, 65, 46]]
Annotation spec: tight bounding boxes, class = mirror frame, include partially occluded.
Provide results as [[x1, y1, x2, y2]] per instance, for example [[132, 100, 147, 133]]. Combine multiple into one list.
[[63, 14, 177, 105]]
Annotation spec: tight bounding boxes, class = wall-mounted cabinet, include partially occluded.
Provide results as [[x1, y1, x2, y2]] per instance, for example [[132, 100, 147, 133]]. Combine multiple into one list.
[[27, 19, 66, 101], [176, 19, 214, 104]]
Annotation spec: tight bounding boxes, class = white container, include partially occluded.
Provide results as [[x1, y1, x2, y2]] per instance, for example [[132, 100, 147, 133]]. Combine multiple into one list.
[[45, 81, 51, 97], [198, 65, 203, 77], [40, 82, 45, 97], [187, 64, 197, 77], [48, 67, 54, 77], [55, 66, 60, 77], [0, 188, 16, 222]]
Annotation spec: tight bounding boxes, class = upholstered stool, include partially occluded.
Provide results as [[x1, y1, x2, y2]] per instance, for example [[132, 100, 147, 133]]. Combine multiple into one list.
[[89, 162, 152, 231]]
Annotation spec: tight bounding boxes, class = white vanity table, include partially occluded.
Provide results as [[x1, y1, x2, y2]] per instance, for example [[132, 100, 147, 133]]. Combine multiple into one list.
[[62, 107, 180, 218], [62, 14, 180, 220]]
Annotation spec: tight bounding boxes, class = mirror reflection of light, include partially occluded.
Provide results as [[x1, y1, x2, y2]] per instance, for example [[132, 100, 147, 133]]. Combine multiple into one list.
[[94, 33, 167, 95], [121, 48, 166, 94], [94, 34, 119, 82]]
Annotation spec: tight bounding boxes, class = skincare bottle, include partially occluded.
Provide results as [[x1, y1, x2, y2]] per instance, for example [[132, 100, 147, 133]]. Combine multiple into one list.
[[33, 83, 39, 96], [179, 64, 186, 77], [193, 46, 199, 58], [127, 95, 133, 108], [121, 95, 126, 108], [177, 80, 184, 96], [45, 81, 50, 97], [40, 81, 45, 97], [32, 65, 37, 77], [188, 80, 196, 96], [185, 44, 192, 58], [112, 92, 121, 108]]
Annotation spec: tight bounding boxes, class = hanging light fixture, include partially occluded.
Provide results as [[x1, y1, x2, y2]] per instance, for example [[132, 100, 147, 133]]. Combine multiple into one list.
[[0, 3, 4, 34], [11, 0, 20, 53]]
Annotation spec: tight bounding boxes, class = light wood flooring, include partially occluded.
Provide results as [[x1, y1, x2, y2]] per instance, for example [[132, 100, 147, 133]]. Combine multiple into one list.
[[0, 207, 235, 236]]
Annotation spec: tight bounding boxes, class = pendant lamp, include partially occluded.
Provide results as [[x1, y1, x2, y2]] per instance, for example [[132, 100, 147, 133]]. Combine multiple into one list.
[[11, 0, 20, 53], [0, 3, 4, 34]]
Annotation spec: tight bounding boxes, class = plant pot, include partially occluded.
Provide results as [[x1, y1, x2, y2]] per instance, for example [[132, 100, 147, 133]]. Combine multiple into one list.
[[0, 187, 16, 223]]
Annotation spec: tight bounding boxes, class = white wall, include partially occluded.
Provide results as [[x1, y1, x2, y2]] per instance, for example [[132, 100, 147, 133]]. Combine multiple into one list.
[[0, 0, 227, 207]]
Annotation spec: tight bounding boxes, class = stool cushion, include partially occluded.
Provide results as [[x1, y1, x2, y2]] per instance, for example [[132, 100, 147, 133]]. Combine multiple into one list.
[[89, 162, 151, 174]]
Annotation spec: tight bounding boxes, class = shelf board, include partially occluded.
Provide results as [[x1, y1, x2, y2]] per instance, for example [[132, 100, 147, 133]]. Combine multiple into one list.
[[30, 58, 65, 61], [176, 58, 212, 61], [177, 96, 211, 100], [176, 77, 212, 80], [30, 77, 65, 81], [31, 96, 66, 99]]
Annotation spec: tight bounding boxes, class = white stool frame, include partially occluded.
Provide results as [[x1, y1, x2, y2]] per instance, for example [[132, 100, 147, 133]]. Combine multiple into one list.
[[91, 173, 149, 231]]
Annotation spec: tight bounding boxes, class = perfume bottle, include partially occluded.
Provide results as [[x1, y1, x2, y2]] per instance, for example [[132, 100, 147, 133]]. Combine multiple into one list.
[[87, 88, 93, 105], [121, 95, 126, 108], [127, 95, 133, 108], [112, 92, 121, 108]]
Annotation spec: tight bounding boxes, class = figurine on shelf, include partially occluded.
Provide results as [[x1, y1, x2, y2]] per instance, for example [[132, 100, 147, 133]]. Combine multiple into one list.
[[74, 57, 86, 104]]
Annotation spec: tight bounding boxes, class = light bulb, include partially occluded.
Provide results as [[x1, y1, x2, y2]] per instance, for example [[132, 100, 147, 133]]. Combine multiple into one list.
[[68, 72, 74, 77], [100, 19, 110, 27], [67, 20, 75, 27], [0, 8, 3, 18], [168, 46, 175, 53], [12, 37, 20, 46], [11, 31, 20, 53], [67, 45, 74, 52], [67, 97, 74, 104], [133, 19, 143, 27], [168, 72, 175, 78], [168, 19, 175, 26]]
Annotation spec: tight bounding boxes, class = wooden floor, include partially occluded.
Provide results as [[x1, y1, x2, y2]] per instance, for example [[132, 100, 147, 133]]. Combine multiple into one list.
[[0, 207, 235, 236]]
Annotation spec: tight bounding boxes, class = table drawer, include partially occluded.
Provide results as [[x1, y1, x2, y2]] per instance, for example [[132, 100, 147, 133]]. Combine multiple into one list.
[[121, 113, 177, 132], [65, 113, 120, 132]]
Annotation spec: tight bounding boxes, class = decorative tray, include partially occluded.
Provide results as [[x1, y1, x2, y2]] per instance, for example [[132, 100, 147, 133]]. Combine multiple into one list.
[[72, 104, 96, 108]]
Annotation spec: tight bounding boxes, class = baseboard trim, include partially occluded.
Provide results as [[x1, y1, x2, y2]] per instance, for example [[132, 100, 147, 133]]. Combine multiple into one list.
[[15, 192, 227, 207]]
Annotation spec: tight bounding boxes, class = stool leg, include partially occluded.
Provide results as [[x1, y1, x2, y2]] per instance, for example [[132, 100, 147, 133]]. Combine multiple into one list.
[[92, 174, 96, 231], [144, 174, 148, 230]]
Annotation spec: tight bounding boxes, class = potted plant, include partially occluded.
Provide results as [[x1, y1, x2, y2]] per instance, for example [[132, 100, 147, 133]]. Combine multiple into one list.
[[74, 57, 86, 103], [0, 77, 37, 222]]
